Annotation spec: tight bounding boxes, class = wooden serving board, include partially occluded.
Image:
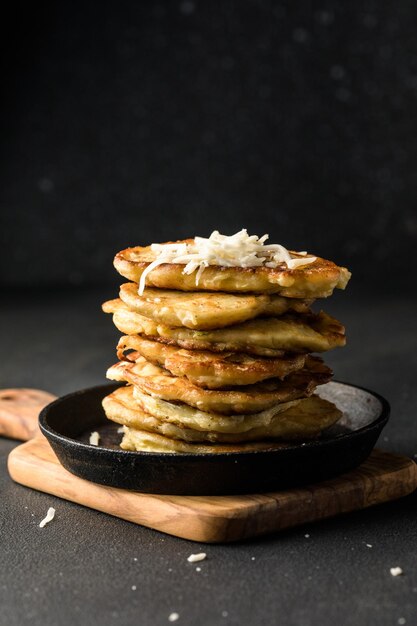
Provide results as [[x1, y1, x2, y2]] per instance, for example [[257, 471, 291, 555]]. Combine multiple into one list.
[[3, 389, 417, 543], [0, 388, 56, 441], [7, 439, 417, 543]]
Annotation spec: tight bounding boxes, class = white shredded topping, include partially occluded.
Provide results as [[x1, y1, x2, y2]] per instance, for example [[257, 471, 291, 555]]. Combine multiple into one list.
[[138, 229, 317, 294], [39, 507, 55, 528], [89, 431, 100, 446], [187, 552, 207, 563], [390, 567, 403, 577]]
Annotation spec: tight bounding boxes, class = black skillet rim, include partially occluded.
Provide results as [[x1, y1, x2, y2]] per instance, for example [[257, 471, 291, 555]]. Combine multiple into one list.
[[39, 380, 390, 459]]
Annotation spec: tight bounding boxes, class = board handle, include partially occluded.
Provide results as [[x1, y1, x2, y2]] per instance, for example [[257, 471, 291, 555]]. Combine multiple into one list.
[[0, 389, 57, 441]]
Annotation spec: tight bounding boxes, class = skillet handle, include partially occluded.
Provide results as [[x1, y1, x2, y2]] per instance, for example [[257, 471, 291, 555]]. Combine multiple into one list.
[[0, 389, 57, 441]]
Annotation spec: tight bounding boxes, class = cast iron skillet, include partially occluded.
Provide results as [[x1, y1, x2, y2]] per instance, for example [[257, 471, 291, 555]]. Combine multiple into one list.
[[39, 381, 389, 496]]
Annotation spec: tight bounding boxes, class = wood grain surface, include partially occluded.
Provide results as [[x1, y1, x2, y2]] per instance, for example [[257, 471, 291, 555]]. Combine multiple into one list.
[[7, 438, 417, 543], [0, 388, 56, 441]]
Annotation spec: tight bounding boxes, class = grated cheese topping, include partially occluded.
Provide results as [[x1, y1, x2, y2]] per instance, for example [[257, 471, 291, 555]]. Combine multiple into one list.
[[138, 229, 317, 295], [89, 431, 100, 446], [39, 507, 55, 528]]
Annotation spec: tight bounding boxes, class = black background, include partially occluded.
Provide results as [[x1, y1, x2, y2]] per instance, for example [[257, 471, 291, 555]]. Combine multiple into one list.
[[1, 6, 417, 625], [2, 1, 417, 290]]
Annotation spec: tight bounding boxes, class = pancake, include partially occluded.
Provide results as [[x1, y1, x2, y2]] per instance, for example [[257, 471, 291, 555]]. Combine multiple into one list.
[[107, 355, 331, 415], [103, 299, 346, 356], [103, 386, 342, 444], [117, 335, 306, 388], [114, 241, 351, 297], [120, 428, 285, 453], [119, 282, 313, 330], [130, 385, 301, 433]]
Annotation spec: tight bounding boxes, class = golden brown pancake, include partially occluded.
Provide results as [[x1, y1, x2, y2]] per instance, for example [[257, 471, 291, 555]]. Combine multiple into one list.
[[119, 282, 313, 330], [131, 385, 300, 433], [103, 386, 342, 444], [102, 299, 346, 356], [120, 428, 285, 453], [117, 335, 306, 388], [114, 241, 351, 297], [106, 355, 331, 415]]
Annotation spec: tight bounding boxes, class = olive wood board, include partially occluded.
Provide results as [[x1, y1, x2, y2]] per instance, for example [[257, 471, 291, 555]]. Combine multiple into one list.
[[7, 437, 417, 543], [0, 388, 56, 441]]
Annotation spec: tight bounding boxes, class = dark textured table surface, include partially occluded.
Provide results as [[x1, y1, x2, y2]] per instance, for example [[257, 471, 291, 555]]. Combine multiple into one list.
[[1, 287, 416, 626]]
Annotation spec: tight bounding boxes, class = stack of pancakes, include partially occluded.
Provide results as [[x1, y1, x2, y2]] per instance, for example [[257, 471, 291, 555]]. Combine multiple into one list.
[[102, 241, 351, 454]]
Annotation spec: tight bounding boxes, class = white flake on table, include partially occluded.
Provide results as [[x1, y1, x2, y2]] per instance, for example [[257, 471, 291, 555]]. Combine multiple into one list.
[[39, 507, 55, 528], [187, 552, 206, 563], [390, 567, 403, 577]]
